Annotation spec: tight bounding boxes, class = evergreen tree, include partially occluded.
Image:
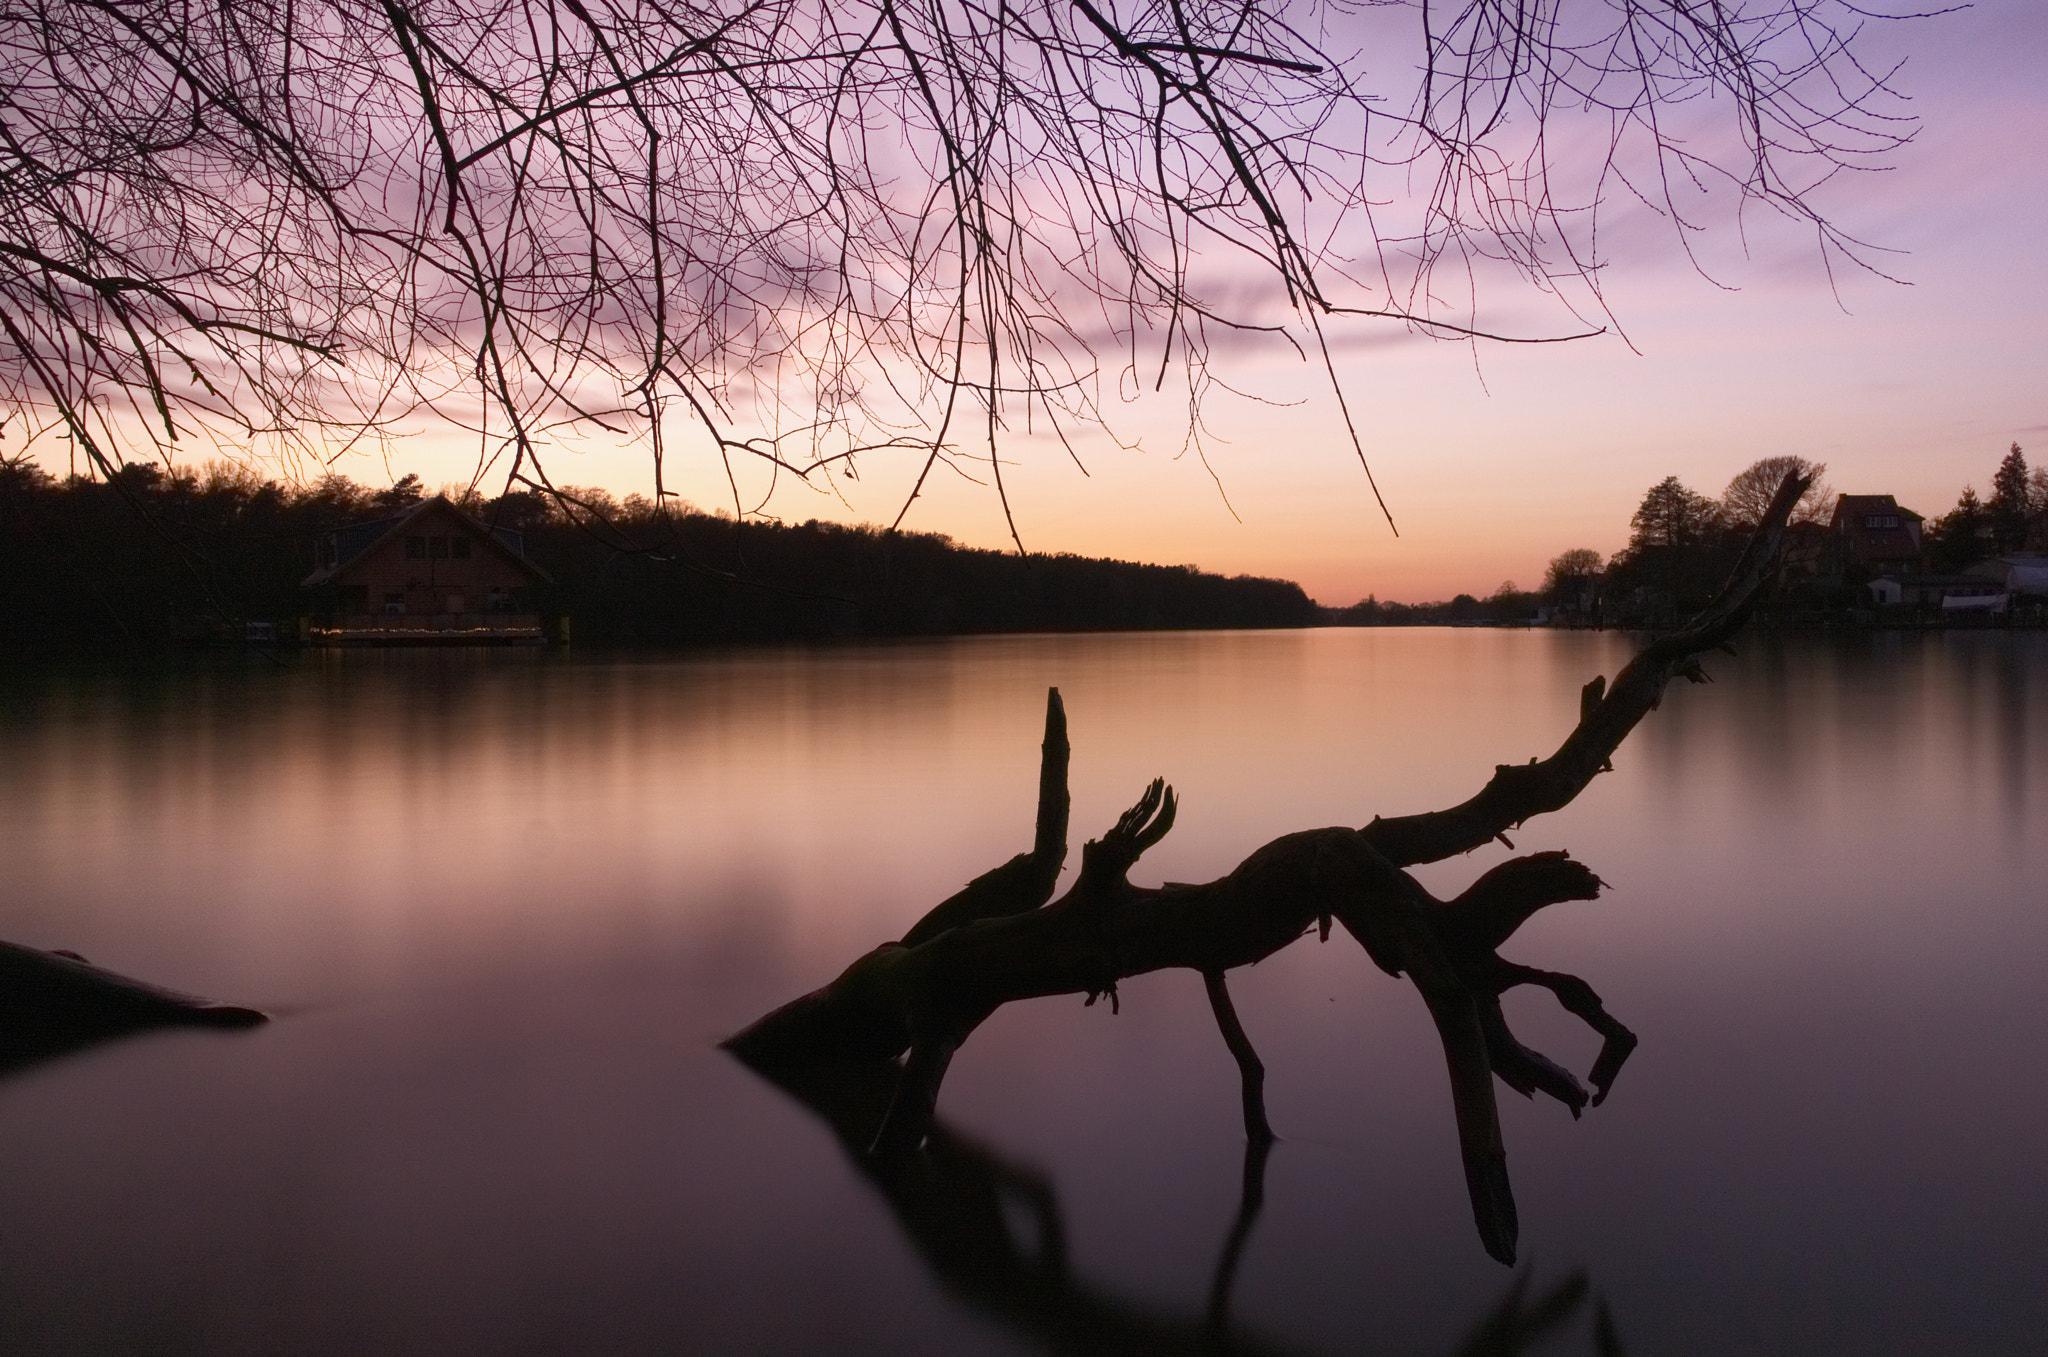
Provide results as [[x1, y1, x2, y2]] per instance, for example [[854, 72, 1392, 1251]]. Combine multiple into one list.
[[1987, 443, 2030, 552], [1928, 487, 1988, 572]]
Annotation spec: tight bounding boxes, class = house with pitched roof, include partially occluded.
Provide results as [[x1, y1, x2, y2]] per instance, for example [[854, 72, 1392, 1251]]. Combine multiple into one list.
[[301, 496, 553, 644], [1828, 495, 1924, 579]]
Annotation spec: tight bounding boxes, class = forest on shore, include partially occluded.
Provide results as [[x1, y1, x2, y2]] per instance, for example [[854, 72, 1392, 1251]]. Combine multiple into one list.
[[0, 460, 1317, 649], [12, 446, 2036, 652]]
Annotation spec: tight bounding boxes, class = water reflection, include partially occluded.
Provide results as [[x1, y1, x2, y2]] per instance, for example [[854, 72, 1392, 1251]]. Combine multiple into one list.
[[0, 631, 2043, 1354], [740, 1052, 1619, 1357]]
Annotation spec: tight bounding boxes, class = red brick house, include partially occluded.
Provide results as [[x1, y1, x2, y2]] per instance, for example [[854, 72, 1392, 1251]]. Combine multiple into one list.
[[1828, 495, 1924, 577], [302, 496, 553, 643]]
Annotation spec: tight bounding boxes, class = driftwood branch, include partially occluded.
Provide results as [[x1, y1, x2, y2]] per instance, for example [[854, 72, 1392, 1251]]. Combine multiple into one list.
[[0, 941, 267, 1078], [728, 474, 1811, 1266]]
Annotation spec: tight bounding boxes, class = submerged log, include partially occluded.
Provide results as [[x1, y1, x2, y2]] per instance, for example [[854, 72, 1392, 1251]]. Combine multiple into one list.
[[0, 941, 267, 1078], [728, 474, 1812, 1266]]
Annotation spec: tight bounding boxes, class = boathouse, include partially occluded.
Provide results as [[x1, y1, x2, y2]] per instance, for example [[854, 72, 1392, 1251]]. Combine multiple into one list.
[[302, 496, 553, 644]]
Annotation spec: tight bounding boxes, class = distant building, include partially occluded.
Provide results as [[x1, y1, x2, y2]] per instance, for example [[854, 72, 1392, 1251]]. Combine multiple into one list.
[[1964, 554, 2048, 598], [1828, 495, 1924, 578], [1867, 573, 2009, 610], [301, 496, 552, 644]]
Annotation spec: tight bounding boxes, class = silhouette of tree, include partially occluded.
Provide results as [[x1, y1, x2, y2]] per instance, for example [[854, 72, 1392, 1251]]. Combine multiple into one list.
[[0, 0, 1925, 536], [1988, 443, 2030, 552], [371, 473, 426, 514], [1602, 477, 1733, 618], [1542, 549, 1603, 600], [1928, 486, 1988, 572], [1629, 477, 1721, 550], [1721, 457, 1831, 529], [0, 461, 1316, 648]]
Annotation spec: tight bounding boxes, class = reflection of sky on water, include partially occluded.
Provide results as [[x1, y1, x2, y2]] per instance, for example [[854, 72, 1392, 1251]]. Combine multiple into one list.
[[0, 631, 2043, 1354]]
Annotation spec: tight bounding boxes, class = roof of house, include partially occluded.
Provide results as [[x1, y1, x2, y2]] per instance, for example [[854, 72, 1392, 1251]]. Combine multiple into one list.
[[1830, 494, 1925, 525], [302, 495, 552, 587]]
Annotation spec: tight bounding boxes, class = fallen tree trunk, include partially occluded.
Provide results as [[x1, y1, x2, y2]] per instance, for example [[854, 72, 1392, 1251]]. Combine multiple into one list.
[[728, 474, 1811, 1266]]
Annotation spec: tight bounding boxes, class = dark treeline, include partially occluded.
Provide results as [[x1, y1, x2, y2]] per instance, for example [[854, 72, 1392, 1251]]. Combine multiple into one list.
[[1322, 587, 1544, 627], [1329, 447, 2048, 630], [0, 460, 1316, 649], [1323, 459, 1838, 629]]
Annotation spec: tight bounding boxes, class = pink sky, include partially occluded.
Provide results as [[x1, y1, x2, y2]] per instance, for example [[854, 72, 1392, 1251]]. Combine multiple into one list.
[[53, 1, 2046, 606], [521, 3, 2048, 603]]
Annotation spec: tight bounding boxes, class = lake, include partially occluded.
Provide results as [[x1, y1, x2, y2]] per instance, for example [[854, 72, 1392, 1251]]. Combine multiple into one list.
[[1, 629, 2043, 1355]]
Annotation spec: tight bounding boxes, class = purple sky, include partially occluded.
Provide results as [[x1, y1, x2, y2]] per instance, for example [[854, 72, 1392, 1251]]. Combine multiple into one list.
[[53, 0, 2045, 605], [492, 2, 2046, 602]]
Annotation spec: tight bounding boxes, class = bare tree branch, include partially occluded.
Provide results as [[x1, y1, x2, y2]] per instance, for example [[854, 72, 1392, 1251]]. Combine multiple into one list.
[[725, 472, 1811, 1265], [2, 0, 1918, 529]]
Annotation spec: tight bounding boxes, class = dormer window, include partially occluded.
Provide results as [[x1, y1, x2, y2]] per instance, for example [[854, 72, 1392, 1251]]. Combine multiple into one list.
[[1864, 514, 1899, 530]]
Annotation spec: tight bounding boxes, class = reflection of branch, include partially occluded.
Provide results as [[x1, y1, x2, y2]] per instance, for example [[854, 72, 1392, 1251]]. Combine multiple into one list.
[[727, 478, 1808, 1267], [739, 1053, 1621, 1356], [742, 1055, 1301, 1355], [1204, 1137, 1272, 1333]]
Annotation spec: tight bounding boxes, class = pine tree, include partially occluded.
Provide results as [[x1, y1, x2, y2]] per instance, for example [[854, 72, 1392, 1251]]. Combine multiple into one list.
[[1930, 487, 1988, 572], [1988, 444, 2030, 552]]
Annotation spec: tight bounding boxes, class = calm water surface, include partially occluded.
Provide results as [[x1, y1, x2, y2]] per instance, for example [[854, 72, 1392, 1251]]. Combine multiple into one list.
[[1, 630, 2043, 1355]]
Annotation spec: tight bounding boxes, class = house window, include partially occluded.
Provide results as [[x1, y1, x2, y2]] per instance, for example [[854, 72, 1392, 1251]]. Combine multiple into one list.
[[1864, 514, 1899, 530], [383, 592, 406, 616], [428, 535, 448, 559], [451, 537, 472, 559], [406, 535, 427, 559]]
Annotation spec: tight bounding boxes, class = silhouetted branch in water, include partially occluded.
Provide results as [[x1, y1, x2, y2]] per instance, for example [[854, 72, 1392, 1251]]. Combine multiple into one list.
[[728, 475, 1810, 1268], [0, 941, 266, 1079]]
